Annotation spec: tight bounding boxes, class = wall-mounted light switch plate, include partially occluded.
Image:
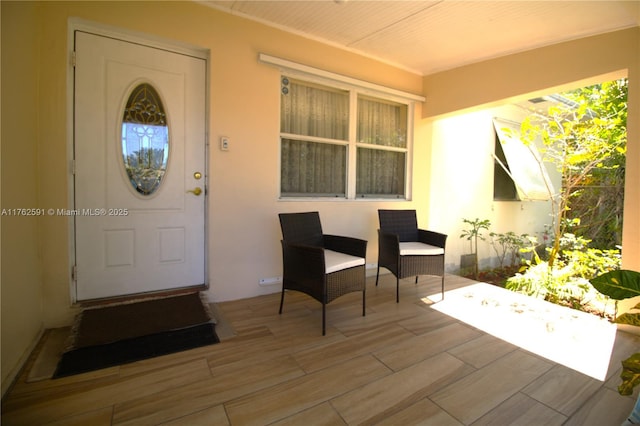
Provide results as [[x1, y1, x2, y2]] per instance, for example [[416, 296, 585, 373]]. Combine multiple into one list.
[[220, 136, 230, 151]]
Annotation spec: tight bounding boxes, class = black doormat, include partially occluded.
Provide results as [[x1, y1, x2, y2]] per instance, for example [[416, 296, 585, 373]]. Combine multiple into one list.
[[53, 292, 219, 378]]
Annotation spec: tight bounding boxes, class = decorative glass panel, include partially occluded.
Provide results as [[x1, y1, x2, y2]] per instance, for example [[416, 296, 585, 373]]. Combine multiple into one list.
[[121, 83, 169, 196]]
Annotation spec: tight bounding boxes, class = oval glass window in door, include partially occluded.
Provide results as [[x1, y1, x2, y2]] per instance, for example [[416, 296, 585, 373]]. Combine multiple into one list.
[[121, 83, 169, 196]]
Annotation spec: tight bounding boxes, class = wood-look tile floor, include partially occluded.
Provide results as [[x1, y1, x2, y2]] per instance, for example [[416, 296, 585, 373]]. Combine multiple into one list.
[[3, 274, 639, 425]]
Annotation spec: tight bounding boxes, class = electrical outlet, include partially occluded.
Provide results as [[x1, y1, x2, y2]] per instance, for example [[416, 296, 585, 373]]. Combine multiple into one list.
[[366, 263, 377, 269], [259, 276, 282, 286]]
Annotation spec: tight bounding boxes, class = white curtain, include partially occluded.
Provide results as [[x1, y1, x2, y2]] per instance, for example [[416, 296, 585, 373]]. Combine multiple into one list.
[[357, 97, 406, 147], [281, 80, 348, 140], [281, 139, 346, 196], [279, 80, 409, 197], [280, 80, 348, 196], [356, 148, 405, 197], [356, 97, 407, 197]]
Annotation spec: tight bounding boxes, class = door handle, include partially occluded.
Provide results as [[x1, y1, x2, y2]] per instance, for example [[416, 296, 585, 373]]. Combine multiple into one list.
[[187, 187, 202, 196]]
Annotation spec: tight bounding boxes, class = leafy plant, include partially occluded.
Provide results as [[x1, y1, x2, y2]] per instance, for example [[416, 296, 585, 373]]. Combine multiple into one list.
[[563, 80, 627, 249], [506, 239, 621, 318], [590, 269, 640, 327], [589, 269, 640, 395], [460, 218, 491, 279], [557, 233, 621, 279], [489, 231, 528, 268], [518, 79, 627, 267], [619, 354, 640, 396], [590, 269, 640, 300], [505, 261, 598, 311]]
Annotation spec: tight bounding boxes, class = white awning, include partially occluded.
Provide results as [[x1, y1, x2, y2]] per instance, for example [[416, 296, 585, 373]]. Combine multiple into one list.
[[492, 118, 553, 201]]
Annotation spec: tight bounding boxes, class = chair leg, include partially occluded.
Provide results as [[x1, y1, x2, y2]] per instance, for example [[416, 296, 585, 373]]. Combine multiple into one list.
[[415, 276, 419, 284], [322, 303, 326, 336], [396, 276, 400, 303], [362, 277, 366, 317], [362, 292, 366, 316], [375, 265, 380, 286], [279, 288, 285, 314], [441, 275, 445, 300]]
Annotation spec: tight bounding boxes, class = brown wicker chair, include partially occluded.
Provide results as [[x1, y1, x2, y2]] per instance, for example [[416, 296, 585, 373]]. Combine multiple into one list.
[[376, 209, 447, 303], [278, 212, 367, 335]]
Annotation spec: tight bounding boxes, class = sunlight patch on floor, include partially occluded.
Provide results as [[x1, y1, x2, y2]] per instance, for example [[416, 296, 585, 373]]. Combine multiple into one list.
[[425, 282, 616, 381]]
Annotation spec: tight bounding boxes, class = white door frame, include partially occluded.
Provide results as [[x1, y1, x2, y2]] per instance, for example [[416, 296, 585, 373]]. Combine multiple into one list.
[[66, 18, 210, 303]]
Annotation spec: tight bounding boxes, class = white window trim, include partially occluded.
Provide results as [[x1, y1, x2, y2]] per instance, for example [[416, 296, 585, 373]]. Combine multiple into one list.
[[262, 54, 420, 201], [259, 53, 425, 103]]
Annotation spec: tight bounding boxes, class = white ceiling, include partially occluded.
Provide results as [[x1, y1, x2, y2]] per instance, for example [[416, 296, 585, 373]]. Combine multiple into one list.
[[202, 0, 640, 76]]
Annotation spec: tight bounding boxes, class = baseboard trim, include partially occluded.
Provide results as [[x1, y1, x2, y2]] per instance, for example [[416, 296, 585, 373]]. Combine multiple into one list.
[[2, 326, 45, 399]]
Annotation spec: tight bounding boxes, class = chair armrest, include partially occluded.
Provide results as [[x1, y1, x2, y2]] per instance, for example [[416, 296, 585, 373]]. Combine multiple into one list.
[[323, 234, 367, 258], [418, 229, 447, 249], [281, 242, 326, 281], [378, 230, 400, 258]]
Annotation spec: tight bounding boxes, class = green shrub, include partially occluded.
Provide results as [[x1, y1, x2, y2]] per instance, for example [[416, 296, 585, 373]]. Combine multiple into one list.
[[505, 235, 620, 317], [489, 231, 529, 268]]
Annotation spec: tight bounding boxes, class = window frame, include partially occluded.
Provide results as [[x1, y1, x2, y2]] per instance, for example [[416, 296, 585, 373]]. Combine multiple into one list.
[[277, 72, 416, 201]]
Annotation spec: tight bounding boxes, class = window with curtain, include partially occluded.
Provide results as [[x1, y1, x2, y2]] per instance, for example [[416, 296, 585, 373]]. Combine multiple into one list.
[[280, 78, 348, 197], [280, 76, 410, 199], [356, 96, 407, 198]]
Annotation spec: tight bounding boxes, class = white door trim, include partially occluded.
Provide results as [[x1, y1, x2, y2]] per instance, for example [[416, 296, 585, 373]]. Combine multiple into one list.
[[66, 19, 210, 303]]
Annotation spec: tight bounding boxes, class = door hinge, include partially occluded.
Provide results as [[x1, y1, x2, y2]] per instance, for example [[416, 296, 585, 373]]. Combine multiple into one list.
[[71, 265, 78, 282], [71, 51, 76, 68]]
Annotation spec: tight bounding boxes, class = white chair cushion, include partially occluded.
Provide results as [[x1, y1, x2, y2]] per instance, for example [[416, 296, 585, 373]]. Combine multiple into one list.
[[399, 242, 445, 256], [324, 249, 366, 274]]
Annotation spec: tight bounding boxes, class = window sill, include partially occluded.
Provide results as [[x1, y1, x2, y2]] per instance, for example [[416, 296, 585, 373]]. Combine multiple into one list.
[[278, 197, 411, 202]]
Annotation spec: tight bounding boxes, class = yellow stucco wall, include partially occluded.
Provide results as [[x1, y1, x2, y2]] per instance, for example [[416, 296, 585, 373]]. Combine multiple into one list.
[[34, 0, 425, 314], [1, 1, 45, 395], [1, 0, 426, 390]]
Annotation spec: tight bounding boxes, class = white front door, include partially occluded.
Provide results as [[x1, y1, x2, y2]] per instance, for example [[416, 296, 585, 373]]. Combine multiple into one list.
[[74, 31, 207, 301]]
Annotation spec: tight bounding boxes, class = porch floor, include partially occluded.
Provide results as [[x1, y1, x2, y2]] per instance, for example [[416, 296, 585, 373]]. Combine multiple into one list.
[[3, 274, 639, 425]]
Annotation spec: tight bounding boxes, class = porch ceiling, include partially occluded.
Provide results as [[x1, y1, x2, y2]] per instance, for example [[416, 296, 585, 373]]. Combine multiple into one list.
[[202, 0, 639, 76]]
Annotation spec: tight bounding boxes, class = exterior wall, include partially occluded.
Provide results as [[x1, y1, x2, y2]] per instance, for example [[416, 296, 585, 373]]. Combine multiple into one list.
[[1, 2, 45, 394], [423, 27, 639, 312], [2, 0, 425, 333], [428, 105, 559, 273]]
